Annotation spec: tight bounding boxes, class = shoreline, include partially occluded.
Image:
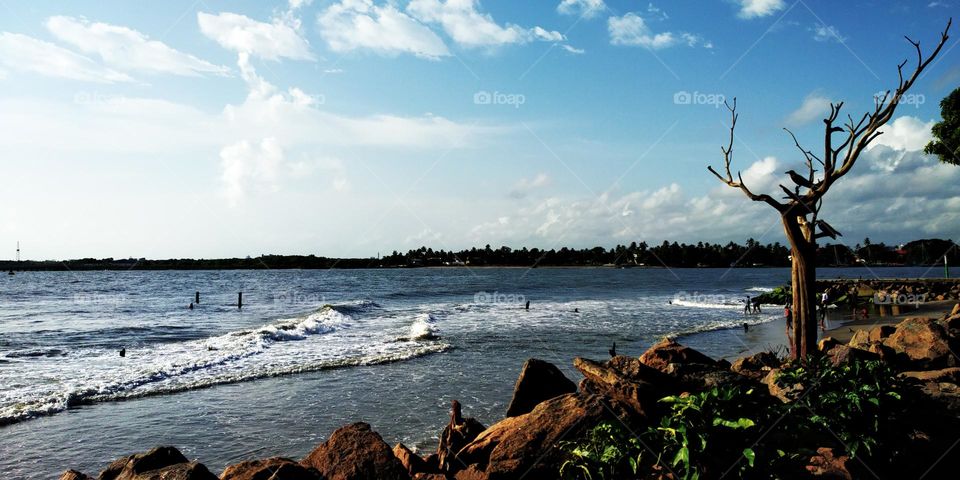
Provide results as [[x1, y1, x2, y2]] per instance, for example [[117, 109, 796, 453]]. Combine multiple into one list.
[[824, 300, 957, 343]]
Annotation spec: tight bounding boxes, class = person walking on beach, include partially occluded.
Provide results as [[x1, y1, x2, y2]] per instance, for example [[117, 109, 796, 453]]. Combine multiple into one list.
[[752, 298, 762, 314], [819, 290, 829, 330], [745, 296, 751, 314]]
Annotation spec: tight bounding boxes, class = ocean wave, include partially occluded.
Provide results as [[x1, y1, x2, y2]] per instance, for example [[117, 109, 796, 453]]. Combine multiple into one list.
[[0, 306, 448, 427], [670, 298, 744, 309], [668, 316, 777, 339], [406, 313, 440, 340], [745, 287, 774, 293]]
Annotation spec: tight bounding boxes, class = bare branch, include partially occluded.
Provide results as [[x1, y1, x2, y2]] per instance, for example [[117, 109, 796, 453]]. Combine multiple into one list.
[[707, 99, 786, 212]]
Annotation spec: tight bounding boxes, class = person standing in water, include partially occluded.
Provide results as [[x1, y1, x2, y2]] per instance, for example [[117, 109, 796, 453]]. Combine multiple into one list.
[[744, 296, 752, 314]]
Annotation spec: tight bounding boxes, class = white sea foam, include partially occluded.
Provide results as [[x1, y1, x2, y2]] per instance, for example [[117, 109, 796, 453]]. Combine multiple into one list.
[[0, 305, 449, 426], [746, 286, 774, 293], [408, 313, 439, 340]]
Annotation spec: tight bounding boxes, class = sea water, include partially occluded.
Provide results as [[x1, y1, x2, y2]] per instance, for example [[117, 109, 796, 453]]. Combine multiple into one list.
[[0, 266, 939, 477]]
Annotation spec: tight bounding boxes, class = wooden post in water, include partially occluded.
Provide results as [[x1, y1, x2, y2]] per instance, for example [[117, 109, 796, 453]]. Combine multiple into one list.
[[238, 292, 243, 309], [195, 291, 200, 304]]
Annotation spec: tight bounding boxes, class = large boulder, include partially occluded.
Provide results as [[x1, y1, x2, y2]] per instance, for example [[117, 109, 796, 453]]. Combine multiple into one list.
[[98, 447, 216, 480], [639, 338, 717, 373], [436, 400, 486, 474], [574, 356, 662, 417], [504, 358, 576, 417], [393, 444, 429, 478], [823, 344, 879, 367], [730, 351, 781, 381], [60, 471, 91, 480], [456, 393, 629, 479], [221, 457, 323, 480], [805, 447, 853, 479], [301, 423, 409, 480], [763, 369, 803, 403], [900, 367, 960, 384], [882, 317, 957, 369]]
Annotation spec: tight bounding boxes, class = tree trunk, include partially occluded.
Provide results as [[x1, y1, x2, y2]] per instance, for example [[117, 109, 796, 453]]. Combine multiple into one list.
[[789, 243, 817, 358], [783, 214, 818, 359]]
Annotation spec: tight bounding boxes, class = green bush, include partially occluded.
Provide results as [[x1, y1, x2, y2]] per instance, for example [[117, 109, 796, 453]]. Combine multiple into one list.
[[560, 356, 913, 479]]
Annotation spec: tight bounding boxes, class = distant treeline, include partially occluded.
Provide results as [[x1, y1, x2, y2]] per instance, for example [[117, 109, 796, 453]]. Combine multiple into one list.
[[1, 238, 955, 271]]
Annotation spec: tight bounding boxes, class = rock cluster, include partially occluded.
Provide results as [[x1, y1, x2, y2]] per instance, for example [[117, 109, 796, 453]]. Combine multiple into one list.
[[60, 307, 960, 479]]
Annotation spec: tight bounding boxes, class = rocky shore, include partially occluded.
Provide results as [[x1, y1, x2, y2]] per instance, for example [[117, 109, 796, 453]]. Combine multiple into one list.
[[59, 304, 960, 480]]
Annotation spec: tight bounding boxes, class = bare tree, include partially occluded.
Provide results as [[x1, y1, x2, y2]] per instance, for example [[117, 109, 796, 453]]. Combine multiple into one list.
[[709, 20, 952, 359]]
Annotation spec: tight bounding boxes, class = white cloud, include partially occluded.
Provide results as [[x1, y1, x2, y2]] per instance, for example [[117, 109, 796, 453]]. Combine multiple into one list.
[[560, 44, 585, 54], [785, 92, 832, 126], [872, 116, 935, 152], [46, 16, 229, 77], [220, 137, 284, 206], [317, 0, 450, 59], [407, 0, 563, 48], [198, 11, 314, 61], [509, 173, 550, 199], [736, 0, 786, 19], [556, 0, 606, 19], [608, 13, 675, 49], [812, 24, 846, 43], [289, 0, 313, 9], [0, 32, 132, 83]]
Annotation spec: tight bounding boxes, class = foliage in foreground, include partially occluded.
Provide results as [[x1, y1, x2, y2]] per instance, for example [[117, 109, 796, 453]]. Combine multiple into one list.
[[559, 356, 913, 479]]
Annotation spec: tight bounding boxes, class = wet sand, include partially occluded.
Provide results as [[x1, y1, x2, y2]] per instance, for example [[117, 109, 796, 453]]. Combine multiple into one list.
[[823, 300, 958, 343]]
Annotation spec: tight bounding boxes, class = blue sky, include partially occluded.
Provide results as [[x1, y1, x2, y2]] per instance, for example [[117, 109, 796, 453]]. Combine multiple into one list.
[[0, 0, 958, 259]]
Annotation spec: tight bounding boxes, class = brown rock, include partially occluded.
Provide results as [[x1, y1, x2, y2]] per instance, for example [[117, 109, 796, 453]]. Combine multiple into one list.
[[763, 369, 803, 403], [452, 465, 487, 480], [818, 337, 841, 352], [952, 303, 960, 316], [61, 471, 91, 480], [412, 475, 446, 480], [806, 447, 852, 479], [134, 463, 217, 480], [437, 400, 485, 474], [221, 457, 322, 480], [824, 344, 878, 366], [730, 351, 781, 381], [456, 393, 625, 478], [98, 447, 215, 480], [504, 358, 576, 417], [639, 338, 717, 373], [869, 325, 896, 343], [393, 444, 429, 477], [847, 330, 871, 350], [900, 367, 960, 384], [883, 317, 956, 369], [574, 356, 659, 416], [301, 423, 409, 480], [919, 382, 960, 412]]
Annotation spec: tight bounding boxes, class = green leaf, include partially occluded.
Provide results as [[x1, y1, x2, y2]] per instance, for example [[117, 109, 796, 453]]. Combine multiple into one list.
[[742, 448, 756, 467]]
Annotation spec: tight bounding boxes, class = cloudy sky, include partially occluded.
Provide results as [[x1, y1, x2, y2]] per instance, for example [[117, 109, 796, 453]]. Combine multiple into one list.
[[0, 0, 957, 260]]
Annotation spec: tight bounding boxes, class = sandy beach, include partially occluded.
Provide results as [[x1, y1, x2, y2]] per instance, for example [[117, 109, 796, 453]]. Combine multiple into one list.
[[824, 299, 958, 343]]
